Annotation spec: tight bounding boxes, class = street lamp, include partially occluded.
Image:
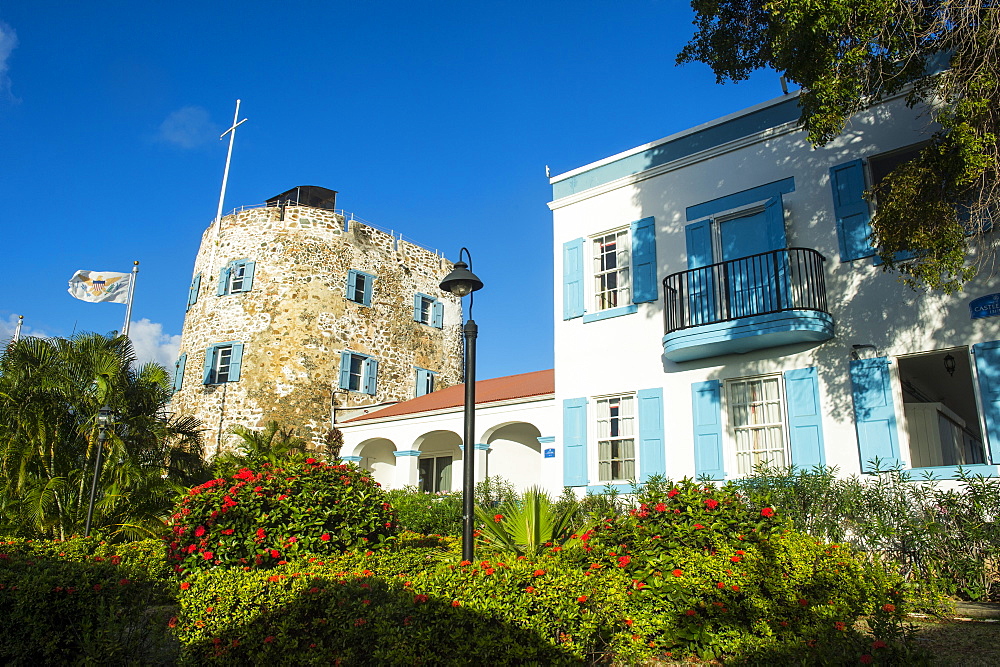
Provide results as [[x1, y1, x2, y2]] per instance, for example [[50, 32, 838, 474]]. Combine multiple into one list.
[[439, 249, 484, 562], [84, 405, 113, 538]]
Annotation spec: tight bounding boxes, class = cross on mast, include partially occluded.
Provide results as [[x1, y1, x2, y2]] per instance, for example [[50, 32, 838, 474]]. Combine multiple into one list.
[[213, 99, 248, 241]]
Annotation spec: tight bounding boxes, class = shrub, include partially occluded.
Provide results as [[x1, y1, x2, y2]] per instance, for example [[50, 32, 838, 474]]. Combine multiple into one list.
[[165, 459, 397, 575], [171, 552, 655, 665], [475, 486, 579, 556], [385, 487, 463, 536], [0, 536, 176, 663], [553, 478, 922, 663]]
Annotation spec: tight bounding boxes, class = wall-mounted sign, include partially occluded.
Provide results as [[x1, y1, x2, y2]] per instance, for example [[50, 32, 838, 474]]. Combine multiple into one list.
[[970, 293, 1000, 320], [543, 448, 555, 459]]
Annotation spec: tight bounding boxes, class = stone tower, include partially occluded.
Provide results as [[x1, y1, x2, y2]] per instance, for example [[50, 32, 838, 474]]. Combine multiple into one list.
[[169, 187, 464, 455]]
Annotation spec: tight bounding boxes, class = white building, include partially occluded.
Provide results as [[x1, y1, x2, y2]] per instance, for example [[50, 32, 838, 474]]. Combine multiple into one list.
[[548, 92, 1000, 493], [337, 369, 558, 493]]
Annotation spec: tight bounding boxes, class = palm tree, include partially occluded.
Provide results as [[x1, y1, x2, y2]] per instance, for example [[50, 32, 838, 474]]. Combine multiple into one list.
[[0, 332, 206, 541], [211, 420, 310, 477], [474, 487, 580, 557]]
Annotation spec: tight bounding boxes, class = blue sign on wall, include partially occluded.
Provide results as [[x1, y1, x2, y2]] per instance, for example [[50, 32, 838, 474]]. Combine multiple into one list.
[[970, 293, 1000, 320], [543, 448, 555, 459]]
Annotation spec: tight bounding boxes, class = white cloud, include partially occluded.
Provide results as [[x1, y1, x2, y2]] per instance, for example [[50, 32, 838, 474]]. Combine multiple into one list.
[[127, 318, 181, 369], [0, 20, 19, 102], [156, 106, 219, 149]]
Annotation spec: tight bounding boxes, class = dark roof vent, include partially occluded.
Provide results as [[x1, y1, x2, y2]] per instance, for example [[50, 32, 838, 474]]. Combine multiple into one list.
[[265, 186, 338, 211]]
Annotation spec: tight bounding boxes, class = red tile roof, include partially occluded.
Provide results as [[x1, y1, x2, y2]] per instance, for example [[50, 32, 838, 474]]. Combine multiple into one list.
[[345, 369, 554, 423]]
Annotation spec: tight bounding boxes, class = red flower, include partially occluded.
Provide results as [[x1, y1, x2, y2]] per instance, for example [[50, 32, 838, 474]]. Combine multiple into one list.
[[881, 603, 896, 612], [625, 618, 633, 626], [577, 595, 588, 603], [459, 560, 472, 566], [320, 533, 330, 542], [451, 600, 461, 607], [484, 568, 495, 575], [835, 621, 846, 631], [872, 640, 887, 649], [168, 616, 178, 628], [704, 499, 719, 509], [493, 514, 504, 523], [533, 569, 545, 577], [194, 525, 206, 538], [119, 579, 129, 586], [731, 555, 741, 562], [269, 549, 280, 559], [798, 598, 808, 606], [685, 609, 696, 616], [221, 529, 234, 535], [617, 556, 631, 568], [255, 528, 266, 543], [717, 582, 725, 589], [305, 458, 317, 464], [860, 655, 874, 665], [202, 551, 214, 560], [693, 524, 705, 530], [92, 584, 102, 591], [654, 503, 667, 512], [761, 507, 775, 517], [667, 489, 679, 498], [731, 585, 739, 591], [264, 636, 275, 644], [672, 569, 683, 577], [180, 582, 191, 590], [414, 594, 429, 603], [525, 586, 535, 594]]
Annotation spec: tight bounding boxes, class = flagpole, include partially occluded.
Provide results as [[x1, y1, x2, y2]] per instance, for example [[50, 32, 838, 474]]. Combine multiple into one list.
[[121, 261, 139, 337]]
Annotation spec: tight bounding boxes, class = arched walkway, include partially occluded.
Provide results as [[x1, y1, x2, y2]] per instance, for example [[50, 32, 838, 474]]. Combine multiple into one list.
[[482, 421, 543, 491]]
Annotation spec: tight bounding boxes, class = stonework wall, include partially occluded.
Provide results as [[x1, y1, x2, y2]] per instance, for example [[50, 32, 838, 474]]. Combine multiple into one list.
[[170, 204, 464, 456]]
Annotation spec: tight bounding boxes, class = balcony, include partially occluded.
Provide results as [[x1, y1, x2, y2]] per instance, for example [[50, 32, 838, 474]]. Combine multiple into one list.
[[662, 248, 834, 362]]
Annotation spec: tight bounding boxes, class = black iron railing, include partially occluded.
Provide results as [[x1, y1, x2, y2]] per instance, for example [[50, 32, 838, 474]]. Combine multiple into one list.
[[663, 247, 828, 334]]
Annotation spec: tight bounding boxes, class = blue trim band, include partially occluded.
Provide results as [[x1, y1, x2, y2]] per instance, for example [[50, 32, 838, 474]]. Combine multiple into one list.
[[582, 304, 638, 323], [585, 483, 635, 495], [537, 436, 555, 444], [340, 456, 362, 462], [393, 450, 421, 458], [906, 465, 999, 479], [663, 310, 834, 362], [474, 443, 490, 451], [552, 98, 801, 200]]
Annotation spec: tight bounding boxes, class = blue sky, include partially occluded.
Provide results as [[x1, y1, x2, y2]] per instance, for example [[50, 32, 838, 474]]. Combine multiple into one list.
[[0, 1, 781, 381]]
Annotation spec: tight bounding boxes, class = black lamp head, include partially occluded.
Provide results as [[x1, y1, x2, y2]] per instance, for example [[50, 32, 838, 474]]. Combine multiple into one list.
[[439, 261, 484, 297]]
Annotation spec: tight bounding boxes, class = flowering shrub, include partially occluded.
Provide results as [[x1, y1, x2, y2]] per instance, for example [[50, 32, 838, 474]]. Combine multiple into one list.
[[0, 537, 175, 663], [554, 478, 921, 662], [165, 459, 397, 575], [172, 552, 658, 665]]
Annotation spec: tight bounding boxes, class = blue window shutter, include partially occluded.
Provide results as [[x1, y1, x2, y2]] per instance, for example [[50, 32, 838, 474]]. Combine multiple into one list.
[[202, 345, 216, 384], [217, 266, 230, 296], [830, 160, 876, 261], [413, 294, 422, 321], [173, 353, 187, 393], [364, 357, 378, 395], [691, 380, 725, 479], [562, 238, 585, 320], [431, 301, 444, 328], [563, 397, 588, 486], [762, 196, 787, 251], [849, 357, 901, 472], [242, 261, 255, 292], [783, 367, 826, 468], [630, 217, 657, 304], [228, 343, 244, 381], [973, 340, 1000, 464], [685, 220, 716, 325], [346, 270, 359, 301], [685, 219, 713, 269], [415, 369, 431, 397], [187, 273, 201, 311], [362, 273, 373, 306], [338, 352, 352, 390], [637, 388, 665, 481]]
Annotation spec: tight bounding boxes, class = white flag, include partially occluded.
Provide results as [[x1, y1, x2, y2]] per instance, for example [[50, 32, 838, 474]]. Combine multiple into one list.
[[68, 270, 131, 304]]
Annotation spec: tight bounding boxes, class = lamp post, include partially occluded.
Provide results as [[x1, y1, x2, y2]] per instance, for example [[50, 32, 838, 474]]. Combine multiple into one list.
[[439, 249, 484, 562], [84, 405, 112, 538]]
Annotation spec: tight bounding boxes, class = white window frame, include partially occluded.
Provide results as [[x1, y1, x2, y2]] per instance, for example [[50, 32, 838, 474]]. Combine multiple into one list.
[[724, 374, 790, 475], [595, 393, 636, 482], [590, 228, 631, 313], [415, 294, 434, 324]]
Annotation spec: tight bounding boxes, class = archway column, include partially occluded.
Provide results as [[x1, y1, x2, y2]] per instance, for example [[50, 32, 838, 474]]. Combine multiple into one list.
[[393, 449, 421, 488]]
